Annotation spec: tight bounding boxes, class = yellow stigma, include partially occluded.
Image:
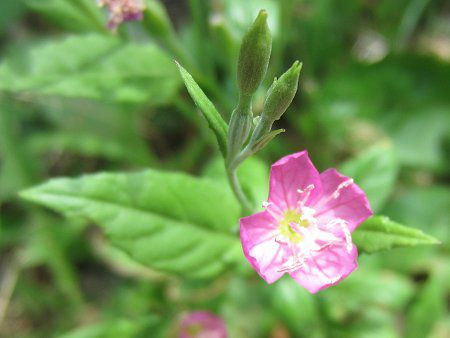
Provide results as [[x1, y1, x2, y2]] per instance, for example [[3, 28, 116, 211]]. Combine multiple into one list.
[[278, 210, 309, 243]]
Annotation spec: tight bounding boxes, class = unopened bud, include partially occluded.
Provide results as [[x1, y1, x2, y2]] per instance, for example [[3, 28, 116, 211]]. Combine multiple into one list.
[[98, 0, 145, 31], [237, 10, 272, 96], [262, 61, 302, 121], [248, 61, 301, 146], [227, 95, 252, 161]]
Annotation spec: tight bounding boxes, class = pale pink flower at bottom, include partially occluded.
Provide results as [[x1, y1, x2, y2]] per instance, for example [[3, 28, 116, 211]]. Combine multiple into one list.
[[240, 151, 373, 293], [98, 0, 145, 30], [179, 311, 228, 338]]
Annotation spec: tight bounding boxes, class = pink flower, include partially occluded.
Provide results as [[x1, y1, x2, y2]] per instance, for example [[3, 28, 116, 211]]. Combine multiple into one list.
[[98, 0, 145, 31], [240, 151, 372, 293], [179, 311, 228, 338]]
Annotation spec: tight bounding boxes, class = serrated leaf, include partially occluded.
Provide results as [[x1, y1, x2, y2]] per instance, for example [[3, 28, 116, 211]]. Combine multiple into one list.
[[340, 143, 399, 212], [176, 62, 228, 156], [353, 216, 440, 254], [20, 170, 241, 278], [0, 34, 181, 105]]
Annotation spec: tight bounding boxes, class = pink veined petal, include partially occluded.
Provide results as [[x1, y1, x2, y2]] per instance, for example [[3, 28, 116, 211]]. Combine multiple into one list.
[[289, 242, 358, 293], [240, 211, 288, 284], [313, 168, 373, 232], [268, 151, 322, 210]]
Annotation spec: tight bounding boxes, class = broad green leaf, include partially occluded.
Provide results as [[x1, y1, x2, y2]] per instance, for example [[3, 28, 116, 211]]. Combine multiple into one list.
[[353, 216, 440, 254], [20, 169, 241, 278], [26, 97, 155, 166], [340, 143, 399, 212], [0, 35, 181, 105], [176, 62, 228, 156], [323, 268, 415, 314]]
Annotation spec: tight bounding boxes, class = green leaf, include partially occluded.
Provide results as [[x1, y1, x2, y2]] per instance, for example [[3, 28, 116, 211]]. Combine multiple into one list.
[[57, 317, 157, 338], [353, 216, 440, 254], [272, 278, 320, 336], [175, 62, 228, 157], [26, 0, 106, 33], [0, 100, 41, 198], [383, 186, 450, 242], [0, 1, 25, 34], [26, 98, 155, 166], [20, 169, 241, 278], [0, 34, 181, 105], [340, 143, 399, 212], [405, 266, 449, 338], [251, 128, 285, 153]]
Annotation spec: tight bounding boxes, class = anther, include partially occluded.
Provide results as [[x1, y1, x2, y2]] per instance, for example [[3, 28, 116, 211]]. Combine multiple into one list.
[[297, 184, 315, 206], [332, 179, 353, 199]]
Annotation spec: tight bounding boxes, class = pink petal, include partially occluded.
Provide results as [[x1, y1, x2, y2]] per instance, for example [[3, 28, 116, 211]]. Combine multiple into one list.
[[240, 211, 288, 283], [268, 151, 322, 210], [289, 243, 358, 293], [314, 168, 372, 232]]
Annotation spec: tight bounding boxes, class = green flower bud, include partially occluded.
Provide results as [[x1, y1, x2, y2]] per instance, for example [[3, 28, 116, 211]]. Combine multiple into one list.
[[262, 60, 302, 121], [248, 61, 302, 146], [227, 95, 253, 162], [237, 10, 272, 96]]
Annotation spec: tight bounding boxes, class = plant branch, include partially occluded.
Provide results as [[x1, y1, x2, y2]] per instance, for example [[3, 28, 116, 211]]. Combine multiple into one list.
[[226, 161, 253, 215]]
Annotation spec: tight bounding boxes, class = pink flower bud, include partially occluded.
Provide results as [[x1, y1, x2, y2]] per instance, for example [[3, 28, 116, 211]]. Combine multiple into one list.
[[179, 311, 227, 338], [98, 0, 145, 31]]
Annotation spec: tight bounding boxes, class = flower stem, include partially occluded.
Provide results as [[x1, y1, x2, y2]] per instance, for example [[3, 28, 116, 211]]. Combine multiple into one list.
[[226, 164, 253, 215]]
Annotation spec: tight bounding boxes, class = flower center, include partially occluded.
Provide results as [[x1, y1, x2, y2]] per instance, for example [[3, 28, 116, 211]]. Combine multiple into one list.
[[278, 209, 309, 243]]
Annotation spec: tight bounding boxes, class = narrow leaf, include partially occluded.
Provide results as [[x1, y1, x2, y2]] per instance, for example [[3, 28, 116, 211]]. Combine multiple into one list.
[[353, 216, 440, 254], [176, 62, 228, 156], [251, 128, 285, 153], [20, 170, 241, 278]]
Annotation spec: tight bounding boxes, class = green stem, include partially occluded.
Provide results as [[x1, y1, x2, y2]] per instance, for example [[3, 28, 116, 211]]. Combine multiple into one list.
[[226, 165, 253, 214]]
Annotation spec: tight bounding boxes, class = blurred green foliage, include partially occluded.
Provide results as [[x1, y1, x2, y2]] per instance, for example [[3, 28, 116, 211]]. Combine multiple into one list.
[[0, 0, 448, 337]]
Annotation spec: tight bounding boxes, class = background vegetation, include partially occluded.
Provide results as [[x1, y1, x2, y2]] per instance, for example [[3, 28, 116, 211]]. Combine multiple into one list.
[[0, 0, 449, 337]]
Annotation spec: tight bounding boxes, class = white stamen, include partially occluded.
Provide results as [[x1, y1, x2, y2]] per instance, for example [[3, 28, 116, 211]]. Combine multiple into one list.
[[332, 179, 354, 199], [262, 201, 280, 220], [324, 219, 352, 253], [277, 255, 306, 273], [297, 184, 315, 206], [327, 274, 342, 284], [262, 201, 272, 208]]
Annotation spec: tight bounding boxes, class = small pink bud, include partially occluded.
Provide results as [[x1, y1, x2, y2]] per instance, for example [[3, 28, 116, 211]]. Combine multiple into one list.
[[179, 311, 228, 338], [98, 0, 145, 31]]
